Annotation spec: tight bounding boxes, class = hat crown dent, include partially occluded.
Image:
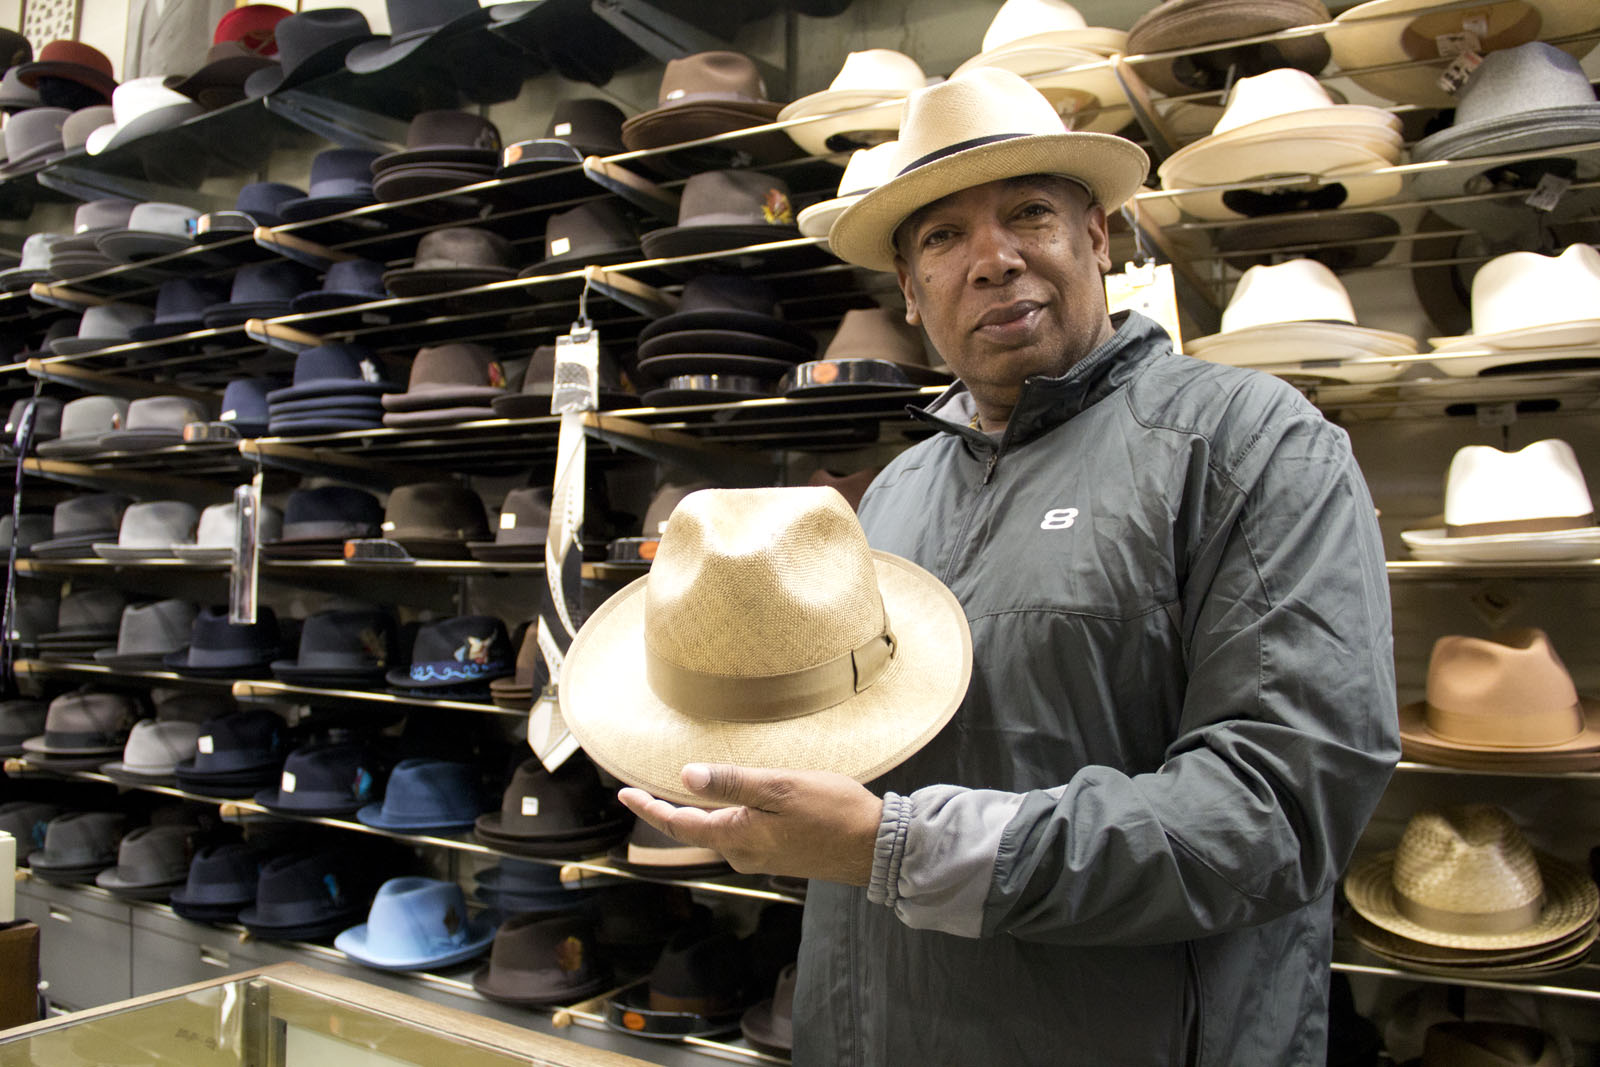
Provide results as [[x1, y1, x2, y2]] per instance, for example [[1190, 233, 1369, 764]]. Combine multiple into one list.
[[659, 50, 767, 106], [1424, 629, 1585, 746], [983, 0, 1090, 51], [901, 68, 1068, 168], [1393, 805, 1545, 919], [1221, 257, 1356, 332], [1212, 68, 1337, 135], [1443, 438, 1593, 527], [645, 487, 887, 679], [1468, 244, 1600, 336], [1454, 41, 1597, 128]]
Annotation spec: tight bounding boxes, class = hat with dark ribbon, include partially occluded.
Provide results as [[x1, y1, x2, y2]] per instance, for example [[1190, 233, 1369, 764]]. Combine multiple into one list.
[[165, 605, 282, 676], [335, 876, 498, 970], [169, 842, 261, 921], [519, 200, 640, 278], [238, 850, 367, 939], [0, 232, 64, 290], [386, 614, 512, 688], [27, 811, 127, 882], [0, 66, 40, 112], [640, 170, 800, 261], [277, 148, 382, 221], [379, 482, 491, 557], [100, 718, 201, 782], [195, 181, 306, 241], [370, 109, 502, 200], [34, 399, 129, 459], [0, 513, 54, 557], [267, 343, 395, 404], [473, 755, 630, 856], [0, 107, 70, 172], [94, 599, 197, 667], [270, 606, 396, 686], [1125, 0, 1331, 98], [31, 492, 131, 554], [17, 40, 117, 104], [97, 397, 211, 451], [255, 740, 383, 815], [267, 484, 384, 549], [37, 587, 124, 648], [174, 708, 288, 796], [468, 486, 551, 561], [173, 500, 284, 562], [499, 98, 626, 176], [606, 913, 753, 1036], [473, 912, 611, 1005], [96, 202, 204, 265], [22, 690, 137, 756], [356, 757, 483, 831], [95, 824, 196, 899], [48, 303, 154, 356], [489, 621, 548, 707], [491, 343, 634, 417], [244, 9, 378, 97], [382, 227, 518, 297], [92, 500, 200, 559], [609, 818, 729, 878], [620, 51, 785, 151]]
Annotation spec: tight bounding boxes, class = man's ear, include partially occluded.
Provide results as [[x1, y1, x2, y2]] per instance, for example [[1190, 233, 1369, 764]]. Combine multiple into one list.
[[895, 258, 922, 326], [1086, 202, 1113, 276]]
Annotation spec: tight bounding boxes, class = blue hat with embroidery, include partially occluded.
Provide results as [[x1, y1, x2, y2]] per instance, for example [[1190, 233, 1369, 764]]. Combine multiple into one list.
[[386, 614, 511, 690], [255, 740, 384, 815], [266, 343, 397, 405], [239, 850, 367, 940], [356, 757, 482, 832], [335, 876, 497, 970]]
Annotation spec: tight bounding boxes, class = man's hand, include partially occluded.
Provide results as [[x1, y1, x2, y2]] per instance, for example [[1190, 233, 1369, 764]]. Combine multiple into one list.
[[618, 764, 884, 887]]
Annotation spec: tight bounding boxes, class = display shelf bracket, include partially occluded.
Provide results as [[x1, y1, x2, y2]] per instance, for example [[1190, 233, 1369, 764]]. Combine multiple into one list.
[[24, 357, 216, 402], [1111, 57, 1176, 164], [580, 157, 680, 224], [583, 413, 774, 485], [252, 226, 357, 271], [35, 165, 232, 214], [238, 438, 411, 490], [260, 90, 407, 154], [244, 318, 324, 354], [590, 0, 787, 96], [582, 266, 677, 319], [1118, 202, 1220, 331], [22, 458, 231, 503]]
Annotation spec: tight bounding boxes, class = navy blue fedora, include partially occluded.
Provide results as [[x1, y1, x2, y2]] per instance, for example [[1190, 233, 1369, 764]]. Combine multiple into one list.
[[169, 842, 261, 922], [386, 615, 511, 690], [215, 378, 278, 437], [290, 258, 387, 314], [266, 485, 383, 555], [266, 397, 385, 417], [239, 849, 367, 940], [268, 416, 384, 433], [271, 606, 396, 686], [473, 857, 587, 915], [202, 259, 318, 327], [267, 343, 396, 404], [175, 707, 287, 773], [128, 276, 233, 342], [255, 740, 383, 815], [278, 148, 382, 222], [336, 876, 497, 971], [197, 181, 307, 242], [357, 757, 481, 832], [165, 605, 281, 675]]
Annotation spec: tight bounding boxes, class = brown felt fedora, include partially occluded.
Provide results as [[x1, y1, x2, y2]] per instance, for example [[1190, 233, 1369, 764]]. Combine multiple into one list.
[[621, 51, 783, 151]]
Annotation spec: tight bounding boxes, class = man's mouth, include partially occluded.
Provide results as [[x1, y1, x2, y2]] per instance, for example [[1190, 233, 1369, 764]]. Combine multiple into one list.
[[974, 300, 1043, 335]]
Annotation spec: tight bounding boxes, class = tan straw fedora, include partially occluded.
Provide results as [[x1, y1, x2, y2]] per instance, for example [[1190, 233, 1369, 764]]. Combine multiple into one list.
[[559, 486, 972, 807], [1343, 805, 1599, 950], [828, 67, 1149, 273]]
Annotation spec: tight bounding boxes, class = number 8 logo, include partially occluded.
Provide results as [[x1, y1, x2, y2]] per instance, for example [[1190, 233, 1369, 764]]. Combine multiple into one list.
[[1040, 507, 1079, 530]]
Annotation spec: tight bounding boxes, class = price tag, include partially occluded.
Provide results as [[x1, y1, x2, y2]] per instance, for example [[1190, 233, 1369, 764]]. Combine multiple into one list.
[[1526, 173, 1572, 212], [552, 327, 599, 415], [520, 796, 539, 817], [1437, 49, 1482, 94], [281, 771, 296, 793]]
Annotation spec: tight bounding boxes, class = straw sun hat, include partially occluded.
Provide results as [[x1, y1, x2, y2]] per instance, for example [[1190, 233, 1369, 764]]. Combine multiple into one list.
[[559, 486, 972, 807], [828, 66, 1148, 273]]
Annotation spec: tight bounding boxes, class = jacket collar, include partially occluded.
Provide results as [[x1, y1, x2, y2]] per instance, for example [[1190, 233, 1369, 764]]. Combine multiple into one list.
[[913, 311, 1171, 452]]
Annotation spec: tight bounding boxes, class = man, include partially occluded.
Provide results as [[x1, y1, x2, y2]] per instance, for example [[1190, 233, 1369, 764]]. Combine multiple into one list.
[[620, 67, 1398, 1064]]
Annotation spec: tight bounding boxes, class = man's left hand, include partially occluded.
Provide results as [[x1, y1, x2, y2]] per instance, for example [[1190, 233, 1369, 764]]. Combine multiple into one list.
[[618, 764, 883, 887]]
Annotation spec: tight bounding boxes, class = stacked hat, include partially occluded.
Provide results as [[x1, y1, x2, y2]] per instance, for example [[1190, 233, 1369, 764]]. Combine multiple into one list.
[[798, 141, 904, 249], [380, 344, 510, 427], [171, 5, 293, 110], [952, 1, 1133, 135], [382, 228, 518, 297], [784, 307, 948, 395], [96, 203, 204, 265], [1126, 0, 1332, 98], [49, 198, 136, 276], [1426, 246, 1600, 376], [93, 500, 201, 559], [127, 277, 232, 341], [288, 258, 387, 314], [371, 110, 502, 202], [94, 600, 198, 667], [778, 49, 924, 157], [356, 757, 482, 832], [266, 343, 398, 435], [21, 690, 138, 769], [48, 304, 154, 355], [469, 487, 550, 563], [84, 77, 204, 156], [0, 801, 61, 859], [517, 200, 639, 280], [32, 493, 130, 556], [202, 259, 318, 328], [604, 913, 753, 1038], [36, 588, 125, 658], [472, 858, 584, 916], [245, 9, 377, 97], [98, 396, 212, 451], [640, 170, 800, 263], [278, 148, 382, 221], [174, 707, 288, 795], [609, 818, 729, 879], [473, 756, 630, 858], [491, 343, 635, 416], [210, 378, 280, 438], [387, 614, 512, 690], [378, 482, 491, 558], [18, 40, 116, 107], [255, 740, 384, 815], [1183, 259, 1416, 383], [1409, 44, 1600, 234], [499, 98, 625, 176], [100, 718, 202, 785], [264, 484, 385, 556], [165, 605, 282, 677], [173, 500, 285, 562], [0, 232, 63, 290], [0, 106, 70, 172], [621, 51, 788, 156], [1399, 629, 1600, 772], [489, 622, 547, 709], [0, 701, 47, 756], [27, 812, 127, 884], [472, 911, 611, 1006], [239, 849, 368, 940], [195, 181, 306, 242], [95, 824, 197, 901], [1345, 805, 1599, 978], [1328, 0, 1600, 108], [1401, 439, 1600, 562], [636, 275, 815, 405], [1157, 69, 1403, 221], [169, 842, 262, 922], [271, 606, 396, 686], [336, 877, 497, 971]]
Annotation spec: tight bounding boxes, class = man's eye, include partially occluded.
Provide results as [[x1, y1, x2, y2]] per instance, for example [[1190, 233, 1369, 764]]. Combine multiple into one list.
[[1016, 202, 1052, 220], [922, 227, 954, 248]]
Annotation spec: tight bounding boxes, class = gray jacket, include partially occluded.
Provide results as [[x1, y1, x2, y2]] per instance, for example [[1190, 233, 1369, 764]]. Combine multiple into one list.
[[792, 312, 1398, 1066]]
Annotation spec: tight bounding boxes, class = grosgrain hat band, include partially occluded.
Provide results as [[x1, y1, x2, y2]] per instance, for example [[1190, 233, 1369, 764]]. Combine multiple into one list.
[[645, 624, 896, 722], [898, 133, 1094, 205], [1424, 699, 1585, 748], [1447, 513, 1594, 537], [1396, 891, 1545, 936]]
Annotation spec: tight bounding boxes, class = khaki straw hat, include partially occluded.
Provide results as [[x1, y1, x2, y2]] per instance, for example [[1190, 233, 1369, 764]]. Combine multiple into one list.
[[828, 67, 1148, 273], [1344, 805, 1599, 950], [559, 486, 972, 806]]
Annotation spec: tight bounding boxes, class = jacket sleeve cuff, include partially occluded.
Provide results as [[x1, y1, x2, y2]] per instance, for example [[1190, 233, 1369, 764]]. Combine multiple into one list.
[[868, 791, 912, 909]]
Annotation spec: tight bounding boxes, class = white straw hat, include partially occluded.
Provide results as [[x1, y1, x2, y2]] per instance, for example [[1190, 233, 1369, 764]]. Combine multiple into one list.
[[560, 486, 972, 806], [1429, 244, 1600, 355], [777, 50, 924, 158], [800, 141, 903, 243], [829, 67, 1148, 273]]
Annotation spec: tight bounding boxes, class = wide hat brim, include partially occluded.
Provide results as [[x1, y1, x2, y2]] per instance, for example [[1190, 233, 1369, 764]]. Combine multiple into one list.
[[343, 8, 491, 74], [1398, 697, 1600, 756], [560, 550, 972, 807], [1343, 849, 1600, 950], [244, 33, 381, 97], [472, 961, 610, 1006], [640, 223, 802, 262], [830, 130, 1148, 272], [1399, 526, 1600, 562], [620, 100, 784, 151]]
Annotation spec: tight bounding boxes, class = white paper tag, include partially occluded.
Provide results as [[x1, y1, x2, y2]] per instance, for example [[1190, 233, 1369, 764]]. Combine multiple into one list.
[[550, 237, 571, 256], [500, 511, 517, 530], [198, 736, 214, 754], [220, 409, 237, 422], [1526, 173, 1572, 212], [1437, 50, 1482, 94], [281, 771, 296, 793], [553, 122, 572, 136], [520, 796, 539, 817]]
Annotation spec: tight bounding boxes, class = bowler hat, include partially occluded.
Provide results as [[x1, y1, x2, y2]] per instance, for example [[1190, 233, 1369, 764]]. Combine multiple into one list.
[[17, 40, 116, 102], [94, 600, 198, 667], [0, 701, 47, 756], [32, 493, 131, 555], [380, 482, 491, 557], [474, 756, 630, 857], [468, 486, 551, 561], [255, 740, 384, 815], [127, 276, 231, 340], [35, 396, 130, 457], [289, 258, 387, 313], [93, 500, 201, 559], [21, 690, 137, 757], [473, 912, 611, 1005], [0, 801, 61, 859], [244, 9, 377, 97], [96, 824, 196, 900], [277, 148, 382, 221], [499, 98, 625, 176], [266, 485, 384, 552], [27, 811, 126, 883], [203, 259, 318, 327], [97, 396, 211, 451], [96, 203, 204, 266], [387, 614, 512, 689], [490, 343, 635, 417], [238, 850, 367, 939], [640, 170, 800, 261], [174, 708, 288, 796], [345, 0, 490, 74], [336, 876, 497, 970], [271, 607, 396, 686], [169, 842, 261, 922], [356, 757, 483, 832], [166, 605, 282, 676], [382, 227, 518, 297], [100, 718, 201, 784]]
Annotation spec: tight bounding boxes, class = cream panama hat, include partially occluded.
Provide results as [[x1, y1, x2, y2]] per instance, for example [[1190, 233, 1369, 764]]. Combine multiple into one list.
[[798, 141, 903, 244], [1427, 245, 1600, 372], [828, 67, 1149, 273], [1401, 439, 1600, 561], [1184, 258, 1415, 383], [559, 486, 972, 807], [1343, 805, 1599, 951], [777, 50, 924, 159]]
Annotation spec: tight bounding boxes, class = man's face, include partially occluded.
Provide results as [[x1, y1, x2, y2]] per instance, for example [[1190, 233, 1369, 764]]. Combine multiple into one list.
[[894, 175, 1114, 409]]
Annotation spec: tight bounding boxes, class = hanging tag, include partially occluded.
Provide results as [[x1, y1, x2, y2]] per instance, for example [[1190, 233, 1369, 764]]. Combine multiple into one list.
[[1437, 49, 1482, 94], [553, 327, 600, 415], [529, 685, 580, 769], [1106, 263, 1181, 349], [228, 481, 260, 625], [1525, 173, 1572, 212]]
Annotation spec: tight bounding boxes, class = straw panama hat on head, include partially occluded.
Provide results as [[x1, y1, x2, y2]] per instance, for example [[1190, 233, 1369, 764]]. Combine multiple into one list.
[[559, 486, 972, 807], [828, 67, 1149, 273]]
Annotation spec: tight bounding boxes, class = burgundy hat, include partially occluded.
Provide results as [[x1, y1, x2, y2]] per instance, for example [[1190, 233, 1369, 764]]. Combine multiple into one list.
[[17, 41, 117, 102]]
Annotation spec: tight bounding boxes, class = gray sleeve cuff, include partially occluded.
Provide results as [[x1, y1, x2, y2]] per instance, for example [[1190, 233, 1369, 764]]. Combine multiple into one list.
[[867, 791, 912, 908]]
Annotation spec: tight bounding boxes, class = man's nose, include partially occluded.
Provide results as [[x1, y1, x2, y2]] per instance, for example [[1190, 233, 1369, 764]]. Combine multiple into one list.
[[966, 218, 1025, 286]]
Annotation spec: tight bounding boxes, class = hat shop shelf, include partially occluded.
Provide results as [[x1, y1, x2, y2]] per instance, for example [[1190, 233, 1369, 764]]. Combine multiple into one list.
[[2, 0, 1600, 1057]]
